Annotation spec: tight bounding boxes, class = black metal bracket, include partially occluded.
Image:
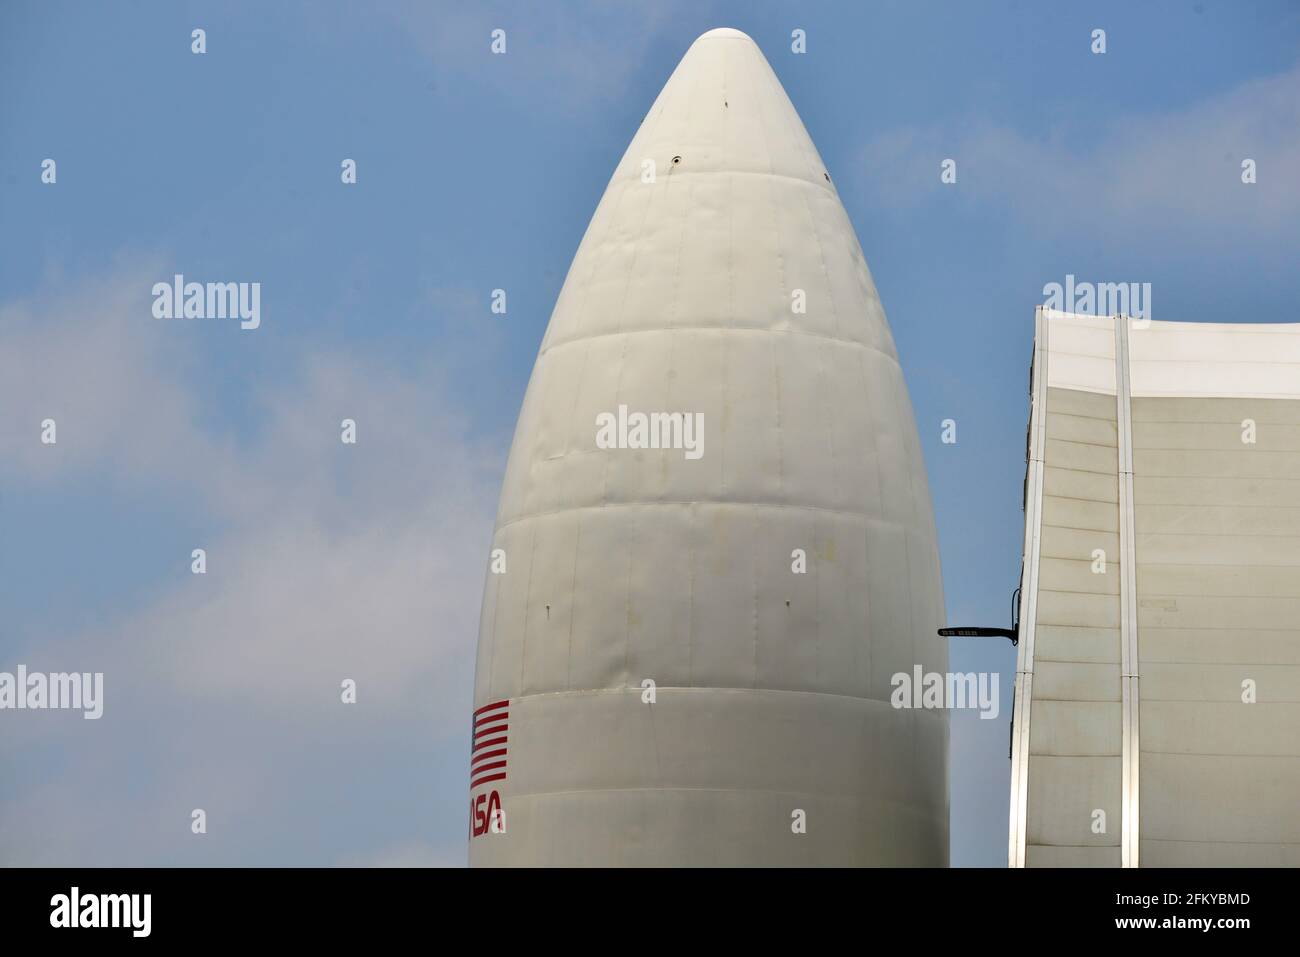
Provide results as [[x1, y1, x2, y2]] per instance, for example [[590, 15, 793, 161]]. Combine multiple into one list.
[[937, 587, 1021, 646]]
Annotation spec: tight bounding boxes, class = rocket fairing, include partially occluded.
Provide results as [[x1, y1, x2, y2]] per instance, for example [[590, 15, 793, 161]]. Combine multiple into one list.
[[470, 28, 947, 865]]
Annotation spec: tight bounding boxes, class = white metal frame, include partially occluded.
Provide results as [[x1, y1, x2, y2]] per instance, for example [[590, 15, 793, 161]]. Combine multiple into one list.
[[1115, 314, 1141, 868], [1008, 306, 1049, 868]]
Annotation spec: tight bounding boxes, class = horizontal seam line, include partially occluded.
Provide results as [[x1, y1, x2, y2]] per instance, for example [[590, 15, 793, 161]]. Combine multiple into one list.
[[1139, 750, 1300, 757], [490, 687, 957, 709], [1046, 439, 1119, 452], [1135, 447, 1300, 453], [612, 166, 836, 195], [1134, 531, 1300, 538], [1139, 838, 1300, 845], [1139, 624, 1300, 631], [496, 500, 904, 532], [540, 325, 896, 360]]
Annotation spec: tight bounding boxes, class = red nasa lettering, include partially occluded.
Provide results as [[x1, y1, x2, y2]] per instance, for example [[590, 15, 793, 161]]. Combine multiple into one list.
[[469, 791, 503, 838], [468, 699, 509, 839]]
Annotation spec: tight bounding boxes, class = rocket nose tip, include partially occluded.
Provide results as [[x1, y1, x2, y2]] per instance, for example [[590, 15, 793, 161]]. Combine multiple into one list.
[[695, 27, 754, 42]]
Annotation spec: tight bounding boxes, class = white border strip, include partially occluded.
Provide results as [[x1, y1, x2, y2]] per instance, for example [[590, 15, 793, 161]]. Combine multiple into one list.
[[1128, 320, 1300, 400], [1008, 306, 1049, 868], [1115, 314, 1141, 868]]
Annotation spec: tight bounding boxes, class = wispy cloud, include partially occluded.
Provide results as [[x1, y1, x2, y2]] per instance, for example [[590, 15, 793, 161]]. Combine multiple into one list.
[[385, 0, 681, 114], [0, 263, 499, 864], [858, 60, 1300, 248]]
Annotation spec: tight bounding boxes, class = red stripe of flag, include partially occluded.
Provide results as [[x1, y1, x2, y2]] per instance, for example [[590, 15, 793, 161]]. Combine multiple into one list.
[[474, 722, 507, 739], [473, 699, 510, 718], [472, 735, 507, 753], [470, 772, 507, 789], [471, 748, 507, 766]]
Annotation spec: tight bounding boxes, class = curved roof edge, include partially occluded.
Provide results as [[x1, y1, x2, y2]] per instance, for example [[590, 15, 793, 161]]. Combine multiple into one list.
[[1037, 308, 1300, 400]]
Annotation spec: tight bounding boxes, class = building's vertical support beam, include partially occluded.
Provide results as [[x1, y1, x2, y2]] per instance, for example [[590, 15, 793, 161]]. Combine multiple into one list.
[[1009, 306, 1049, 868], [1114, 314, 1141, 868]]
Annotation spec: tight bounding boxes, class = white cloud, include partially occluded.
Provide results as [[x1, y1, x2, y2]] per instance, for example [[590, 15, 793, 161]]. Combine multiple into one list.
[[858, 61, 1300, 248], [0, 257, 212, 485], [0, 263, 501, 864]]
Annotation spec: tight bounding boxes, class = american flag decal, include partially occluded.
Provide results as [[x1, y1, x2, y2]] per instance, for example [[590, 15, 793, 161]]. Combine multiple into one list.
[[470, 699, 509, 791]]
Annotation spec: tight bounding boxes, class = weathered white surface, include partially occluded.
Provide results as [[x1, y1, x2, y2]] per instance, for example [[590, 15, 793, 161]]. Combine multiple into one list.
[[470, 27, 947, 866]]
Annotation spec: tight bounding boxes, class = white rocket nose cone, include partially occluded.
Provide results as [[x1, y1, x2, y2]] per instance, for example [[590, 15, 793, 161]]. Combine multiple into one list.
[[470, 29, 947, 866], [695, 26, 754, 41]]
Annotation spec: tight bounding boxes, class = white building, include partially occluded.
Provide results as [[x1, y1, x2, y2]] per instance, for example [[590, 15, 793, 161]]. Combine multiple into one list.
[[1010, 309, 1300, 866]]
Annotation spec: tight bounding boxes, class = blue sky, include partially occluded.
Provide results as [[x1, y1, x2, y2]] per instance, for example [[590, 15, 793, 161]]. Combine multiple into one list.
[[2, 0, 1298, 866]]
